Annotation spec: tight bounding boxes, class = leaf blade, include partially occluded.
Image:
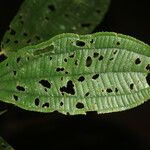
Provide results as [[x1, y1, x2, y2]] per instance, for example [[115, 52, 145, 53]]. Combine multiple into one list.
[[0, 32, 150, 115], [1, 0, 111, 55]]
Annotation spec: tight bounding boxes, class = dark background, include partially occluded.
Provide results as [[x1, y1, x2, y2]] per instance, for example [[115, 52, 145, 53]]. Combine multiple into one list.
[[0, 0, 150, 149]]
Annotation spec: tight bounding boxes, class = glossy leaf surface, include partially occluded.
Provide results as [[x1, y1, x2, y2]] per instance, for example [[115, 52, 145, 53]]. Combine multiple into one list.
[[1, 0, 110, 55], [0, 32, 150, 115]]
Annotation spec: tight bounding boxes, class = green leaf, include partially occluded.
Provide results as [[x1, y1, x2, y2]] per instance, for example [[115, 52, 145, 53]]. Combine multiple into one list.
[[1, 0, 110, 55], [0, 32, 150, 115], [0, 137, 14, 150]]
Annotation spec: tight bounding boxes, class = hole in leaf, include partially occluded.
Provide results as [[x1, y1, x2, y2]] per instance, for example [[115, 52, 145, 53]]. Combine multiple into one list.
[[16, 85, 25, 91], [109, 58, 114, 61], [75, 60, 78, 65], [60, 101, 63, 106], [35, 35, 41, 41], [92, 74, 99, 80], [146, 73, 150, 86], [64, 58, 67, 62], [76, 40, 85, 47], [64, 14, 69, 18], [50, 57, 52, 60], [10, 29, 16, 35], [98, 55, 104, 61], [45, 16, 49, 21], [130, 83, 134, 90], [135, 58, 141, 64], [65, 71, 69, 74], [90, 39, 94, 44], [78, 76, 85, 82], [23, 32, 28, 36], [76, 102, 84, 109], [26, 39, 31, 44], [60, 80, 75, 95], [106, 88, 113, 93], [27, 57, 30, 61], [96, 9, 101, 14], [0, 54, 7, 63], [14, 40, 18, 44], [35, 98, 40, 106], [146, 64, 150, 71], [39, 80, 51, 89], [93, 52, 99, 58], [13, 95, 18, 101], [6, 38, 10, 43], [85, 92, 90, 97], [56, 67, 64, 72], [115, 88, 119, 93], [86, 56, 92, 67], [116, 41, 120, 46], [20, 20, 24, 25], [113, 50, 118, 54], [42, 102, 49, 108], [16, 57, 21, 63], [13, 71, 17, 76], [69, 53, 75, 58], [48, 4, 55, 11]]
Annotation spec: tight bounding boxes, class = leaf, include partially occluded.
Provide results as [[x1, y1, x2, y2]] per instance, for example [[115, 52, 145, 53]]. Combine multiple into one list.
[[1, 0, 111, 55], [0, 32, 150, 115], [0, 137, 14, 150], [0, 109, 7, 116]]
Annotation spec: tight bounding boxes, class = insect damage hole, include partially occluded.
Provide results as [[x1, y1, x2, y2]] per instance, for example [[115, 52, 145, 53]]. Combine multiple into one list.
[[76, 102, 84, 109], [42, 102, 49, 108], [86, 56, 92, 67], [16, 57, 21, 63], [56, 67, 64, 72], [16, 85, 25, 91], [85, 92, 90, 97], [76, 40, 85, 47], [129, 83, 134, 90], [116, 41, 120, 46], [13, 95, 18, 101], [98, 55, 104, 61], [93, 52, 99, 58], [146, 64, 150, 71], [34, 98, 40, 106], [14, 40, 19, 44], [78, 76, 85, 82], [146, 73, 150, 86], [92, 74, 99, 80], [115, 88, 119, 93], [39, 80, 51, 89], [10, 28, 16, 35], [48, 4, 56, 11], [106, 88, 113, 93], [60, 80, 75, 95], [135, 58, 141, 65], [60, 101, 63, 106], [13, 71, 17, 76], [0, 53, 7, 63]]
